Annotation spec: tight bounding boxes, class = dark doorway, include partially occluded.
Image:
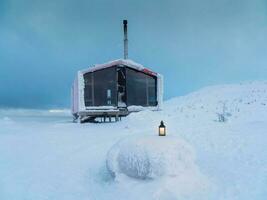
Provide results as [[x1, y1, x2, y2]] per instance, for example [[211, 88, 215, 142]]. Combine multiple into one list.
[[117, 67, 126, 107]]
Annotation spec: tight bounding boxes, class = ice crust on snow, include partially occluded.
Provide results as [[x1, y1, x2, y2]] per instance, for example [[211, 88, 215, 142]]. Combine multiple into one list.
[[106, 136, 197, 179]]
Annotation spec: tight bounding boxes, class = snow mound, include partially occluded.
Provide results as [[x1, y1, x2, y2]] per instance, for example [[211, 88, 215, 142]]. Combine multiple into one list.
[[163, 81, 267, 121], [106, 135, 198, 179]]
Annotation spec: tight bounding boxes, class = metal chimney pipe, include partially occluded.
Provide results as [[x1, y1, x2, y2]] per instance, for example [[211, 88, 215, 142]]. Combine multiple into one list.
[[123, 20, 128, 59]]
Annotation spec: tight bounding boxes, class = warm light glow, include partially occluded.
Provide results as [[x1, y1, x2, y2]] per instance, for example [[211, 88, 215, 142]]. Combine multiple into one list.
[[159, 127, 165, 136], [158, 121, 166, 136]]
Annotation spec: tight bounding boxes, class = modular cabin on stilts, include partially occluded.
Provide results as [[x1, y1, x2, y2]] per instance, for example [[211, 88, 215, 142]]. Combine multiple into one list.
[[71, 20, 163, 123]]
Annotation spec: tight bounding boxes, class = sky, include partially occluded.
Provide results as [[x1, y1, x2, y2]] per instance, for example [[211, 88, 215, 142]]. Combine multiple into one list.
[[0, 0, 267, 108]]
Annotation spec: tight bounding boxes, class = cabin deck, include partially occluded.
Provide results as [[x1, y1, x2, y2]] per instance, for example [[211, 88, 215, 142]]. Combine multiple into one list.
[[76, 108, 129, 123]]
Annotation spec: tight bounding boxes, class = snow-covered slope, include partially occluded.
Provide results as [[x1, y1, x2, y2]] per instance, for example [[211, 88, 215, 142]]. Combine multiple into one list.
[[0, 81, 266, 200]]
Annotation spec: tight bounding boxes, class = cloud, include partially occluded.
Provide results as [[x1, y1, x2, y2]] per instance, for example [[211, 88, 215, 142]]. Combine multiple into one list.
[[0, 0, 267, 108]]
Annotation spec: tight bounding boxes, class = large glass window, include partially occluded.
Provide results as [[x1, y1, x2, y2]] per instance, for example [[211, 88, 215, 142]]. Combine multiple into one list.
[[93, 67, 117, 106], [84, 66, 157, 108], [126, 68, 157, 106]]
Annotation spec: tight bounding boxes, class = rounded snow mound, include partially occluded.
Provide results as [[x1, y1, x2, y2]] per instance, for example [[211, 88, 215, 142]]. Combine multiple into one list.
[[106, 135, 197, 179]]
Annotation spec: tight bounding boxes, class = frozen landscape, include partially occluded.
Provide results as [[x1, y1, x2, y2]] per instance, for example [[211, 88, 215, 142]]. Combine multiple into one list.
[[0, 81, 267, 200]]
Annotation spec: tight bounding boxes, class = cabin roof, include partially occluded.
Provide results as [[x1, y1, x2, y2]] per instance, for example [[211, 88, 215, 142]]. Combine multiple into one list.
[[79, 59, 158, 77]]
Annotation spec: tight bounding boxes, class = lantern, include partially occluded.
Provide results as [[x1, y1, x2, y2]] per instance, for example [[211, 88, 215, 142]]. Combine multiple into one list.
[[158, 121, 166, 136]]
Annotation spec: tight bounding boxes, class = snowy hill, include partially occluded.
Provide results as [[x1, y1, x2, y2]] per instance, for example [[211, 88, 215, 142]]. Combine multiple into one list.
[[0, 81, 266, 200]]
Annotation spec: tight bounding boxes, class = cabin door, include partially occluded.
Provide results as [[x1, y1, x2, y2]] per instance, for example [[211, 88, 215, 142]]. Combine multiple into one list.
[[117, 67, 126, 107]]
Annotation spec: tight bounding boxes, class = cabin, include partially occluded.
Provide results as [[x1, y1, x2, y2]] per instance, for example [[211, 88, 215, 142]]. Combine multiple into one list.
[[71, 59, 163, 122], [71, 20, 163, 122]]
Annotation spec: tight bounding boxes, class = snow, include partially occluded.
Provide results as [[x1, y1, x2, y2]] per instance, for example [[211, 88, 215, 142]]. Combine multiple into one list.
[[80, 59, 149, 74], [127, 105, 161, 112], [106, 136, 198, 179], [106, 135, 210, 197], [0, 81, 267, 200]]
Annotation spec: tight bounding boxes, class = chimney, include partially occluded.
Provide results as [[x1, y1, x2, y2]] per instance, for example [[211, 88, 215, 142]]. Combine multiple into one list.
[[123, 20, 128, 59]]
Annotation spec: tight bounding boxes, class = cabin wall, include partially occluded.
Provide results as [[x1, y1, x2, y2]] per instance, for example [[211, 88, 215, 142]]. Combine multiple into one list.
[[78, 71, 86, 112], [71, 62, 164, 117]]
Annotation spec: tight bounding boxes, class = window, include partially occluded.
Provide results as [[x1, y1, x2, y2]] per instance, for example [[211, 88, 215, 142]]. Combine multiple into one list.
[[126, 68, 157, 106], [84, 66, 157, 108], [93, 67, 117, 106]]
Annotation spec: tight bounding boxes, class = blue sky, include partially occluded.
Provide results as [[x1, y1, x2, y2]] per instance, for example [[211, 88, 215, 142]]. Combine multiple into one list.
[[0, 0, 267, 108]]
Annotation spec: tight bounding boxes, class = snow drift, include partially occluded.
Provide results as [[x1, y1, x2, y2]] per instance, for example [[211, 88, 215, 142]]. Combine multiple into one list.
[[106, 135, 198, 179]]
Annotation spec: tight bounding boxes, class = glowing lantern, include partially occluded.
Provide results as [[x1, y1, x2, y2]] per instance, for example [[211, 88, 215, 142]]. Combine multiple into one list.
[[158, 121, 166, 136]]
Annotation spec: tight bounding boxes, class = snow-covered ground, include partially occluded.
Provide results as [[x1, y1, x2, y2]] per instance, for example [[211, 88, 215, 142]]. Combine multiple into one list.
[[0, 81, 267, 200]]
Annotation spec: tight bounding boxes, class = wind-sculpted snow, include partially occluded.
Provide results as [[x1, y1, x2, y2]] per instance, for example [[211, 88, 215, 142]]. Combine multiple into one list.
[[0, 81, 266, 200], [106, 136, 210, 199], [106, 136, 197, 179]]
